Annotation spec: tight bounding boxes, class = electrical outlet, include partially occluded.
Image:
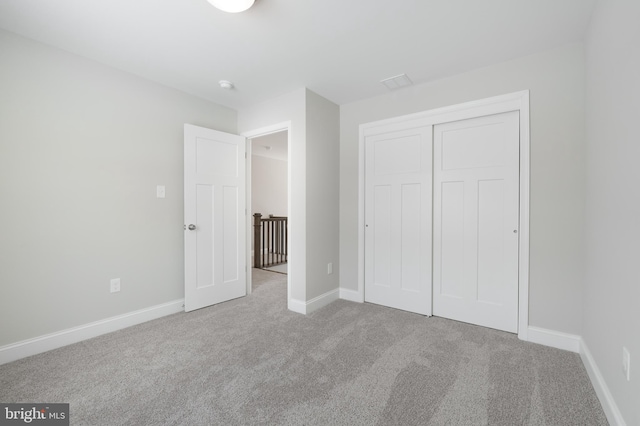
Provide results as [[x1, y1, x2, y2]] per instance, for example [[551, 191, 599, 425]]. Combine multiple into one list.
[[623, 347, 631, 381], [327, 263, 333, 275], [110, 278, 121, 293], [156, 185, 166, 198]]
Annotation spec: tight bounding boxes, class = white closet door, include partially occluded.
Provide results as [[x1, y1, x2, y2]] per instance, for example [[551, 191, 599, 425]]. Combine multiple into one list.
[[364, 126, 432, 315], [433, 111, 519, 332]]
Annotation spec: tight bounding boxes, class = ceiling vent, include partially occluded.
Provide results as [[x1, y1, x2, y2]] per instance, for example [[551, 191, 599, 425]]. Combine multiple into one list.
[[380, 73, 413, 90]]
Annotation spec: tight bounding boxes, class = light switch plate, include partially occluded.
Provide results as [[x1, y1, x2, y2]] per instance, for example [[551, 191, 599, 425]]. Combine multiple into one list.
[[156, 185, 166, 198]]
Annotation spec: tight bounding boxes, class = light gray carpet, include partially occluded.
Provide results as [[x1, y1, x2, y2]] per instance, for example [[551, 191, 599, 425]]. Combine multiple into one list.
[[252, 267, 286, 291], [263, 263, 287, 275], [1, 270, 608, 425]]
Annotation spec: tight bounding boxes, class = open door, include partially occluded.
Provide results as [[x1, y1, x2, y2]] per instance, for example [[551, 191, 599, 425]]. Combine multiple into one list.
[[184, 124, 246, 312]]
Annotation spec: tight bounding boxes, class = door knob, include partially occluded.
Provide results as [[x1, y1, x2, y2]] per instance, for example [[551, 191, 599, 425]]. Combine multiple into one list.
[[188, 224, 196, 231]]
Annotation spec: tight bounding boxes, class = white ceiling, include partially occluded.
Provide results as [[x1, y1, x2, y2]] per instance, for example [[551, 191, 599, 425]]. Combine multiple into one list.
[[0, 0, 597, 110], [252, 131, 288, 161]]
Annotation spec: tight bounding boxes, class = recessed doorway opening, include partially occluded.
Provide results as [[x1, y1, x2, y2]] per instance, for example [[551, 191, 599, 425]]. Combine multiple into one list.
[[243, 123, 291, 300]]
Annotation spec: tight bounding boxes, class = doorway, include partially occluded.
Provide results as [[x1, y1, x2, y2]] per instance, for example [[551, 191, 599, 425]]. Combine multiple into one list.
[[243, 123, 291, 299], [250, 131, 289, 281]]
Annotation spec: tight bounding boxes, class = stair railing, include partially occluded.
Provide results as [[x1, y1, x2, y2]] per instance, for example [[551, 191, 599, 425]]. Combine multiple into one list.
[[253, 213, 288, 269]]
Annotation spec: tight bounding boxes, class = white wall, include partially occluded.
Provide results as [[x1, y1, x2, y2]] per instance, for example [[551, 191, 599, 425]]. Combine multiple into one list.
[[251, 154, 288, 218], [340, 43, 586, 335], [239, 88, 340, 305], [584, 1, 640, 424], [305, 90, 340, 300], [0, 30, 237, 347]]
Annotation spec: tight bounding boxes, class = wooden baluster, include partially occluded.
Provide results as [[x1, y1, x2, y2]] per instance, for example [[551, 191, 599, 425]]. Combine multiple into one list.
[[276, 219, 279, 263], [268, 220, 272, 266], [277, 219, 281, 264], [253, 213, 262, 268], [262, 218, 266, 268]]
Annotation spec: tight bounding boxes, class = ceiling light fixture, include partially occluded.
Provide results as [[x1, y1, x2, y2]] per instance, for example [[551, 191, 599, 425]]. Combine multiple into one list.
[[207, 0, 255, 13]]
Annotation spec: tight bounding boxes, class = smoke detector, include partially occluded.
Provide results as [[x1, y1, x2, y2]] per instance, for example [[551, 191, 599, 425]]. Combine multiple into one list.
[[219, 80, 234, 90]]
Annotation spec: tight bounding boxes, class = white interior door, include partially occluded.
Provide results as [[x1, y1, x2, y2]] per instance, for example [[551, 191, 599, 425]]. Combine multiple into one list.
[[364, 126, 432, 315], [184, 124, 246, 312], [433, 111, 519, 332]]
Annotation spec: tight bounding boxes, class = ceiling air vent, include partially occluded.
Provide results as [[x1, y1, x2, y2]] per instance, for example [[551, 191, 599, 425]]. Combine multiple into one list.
[[380, 73, 413, 90]]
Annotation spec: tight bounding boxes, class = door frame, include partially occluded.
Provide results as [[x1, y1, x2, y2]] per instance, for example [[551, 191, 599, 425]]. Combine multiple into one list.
[[357, 91, 530, 340], [242, 122, 291, 299]]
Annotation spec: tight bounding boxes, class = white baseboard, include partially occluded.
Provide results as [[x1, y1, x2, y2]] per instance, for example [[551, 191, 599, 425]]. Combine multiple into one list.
[[526, 326, 581, 353], [522, 326, 628, 425], [580, 339, 627, 426], [339, 287, 364, 303], [288, 298, 307, 315], [288, 288, 339, 315], [0, 299, 184, 366], [306, 289, 339, 314]]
